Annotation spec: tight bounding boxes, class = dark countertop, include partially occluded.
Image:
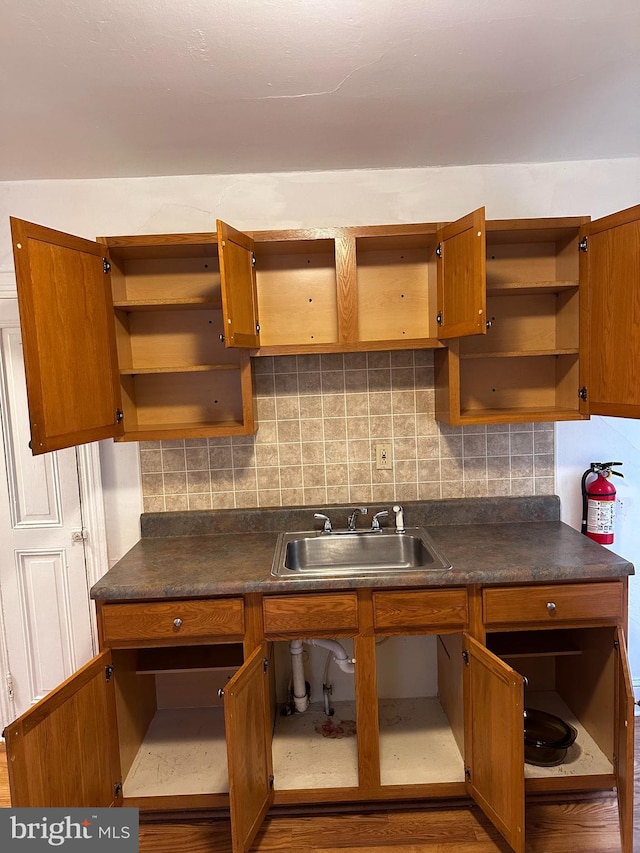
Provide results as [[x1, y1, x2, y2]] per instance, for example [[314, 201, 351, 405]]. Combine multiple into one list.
[[91, 497, 634, 601]]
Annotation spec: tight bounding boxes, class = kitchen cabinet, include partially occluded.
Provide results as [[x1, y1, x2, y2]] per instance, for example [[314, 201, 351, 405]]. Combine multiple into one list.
[[218, 209, 485, 354], [10, 219, 255, 454], [4, 595, 273, 853], [9, 203, 640, 451], [580, 205, 640, 418], [471, 617, 633, 853], [264, 580, 632, 853], [3, 578, 633, 853], [435, 204, 640, 425], [435, 216, 585, 425]]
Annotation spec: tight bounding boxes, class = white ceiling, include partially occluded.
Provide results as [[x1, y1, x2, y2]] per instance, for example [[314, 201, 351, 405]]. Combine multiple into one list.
[[1, 0, 639, 181]]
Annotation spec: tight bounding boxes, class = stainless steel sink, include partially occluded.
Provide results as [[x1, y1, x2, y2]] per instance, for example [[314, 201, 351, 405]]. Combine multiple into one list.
[[271, 527, 451, 577]]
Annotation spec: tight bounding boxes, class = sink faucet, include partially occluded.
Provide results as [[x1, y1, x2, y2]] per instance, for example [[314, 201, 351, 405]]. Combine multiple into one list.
[[313, 512, 333, 533], [347, 507, 368, 531], [371, 510, 389, 530]]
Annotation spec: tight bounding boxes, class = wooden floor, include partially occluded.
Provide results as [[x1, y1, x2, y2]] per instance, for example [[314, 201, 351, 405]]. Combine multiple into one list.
[[1, 728, 639, 853]]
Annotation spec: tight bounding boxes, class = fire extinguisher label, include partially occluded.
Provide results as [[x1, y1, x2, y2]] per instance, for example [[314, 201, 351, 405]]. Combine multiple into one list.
[[587, 500, 615, 534]]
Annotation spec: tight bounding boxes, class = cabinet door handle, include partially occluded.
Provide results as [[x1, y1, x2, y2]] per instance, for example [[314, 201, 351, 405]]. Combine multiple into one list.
[[173, 617, 183, 628], [546, 602, 556, 612]]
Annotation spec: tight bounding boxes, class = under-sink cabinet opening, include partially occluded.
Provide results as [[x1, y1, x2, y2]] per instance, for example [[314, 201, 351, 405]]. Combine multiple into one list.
[[377, 633, 465, 786], [112, 644, 244, 801], [486, 627, 617, 783], [268, 632, 466, 792], [270, 638, 359, 791]]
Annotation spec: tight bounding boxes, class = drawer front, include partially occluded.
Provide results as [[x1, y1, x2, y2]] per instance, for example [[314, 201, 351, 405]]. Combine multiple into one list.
[[262, 593, 358, 637], [101, 598, 245, 644], [373, 589, 468, 632], [483, 582, 623, 627]]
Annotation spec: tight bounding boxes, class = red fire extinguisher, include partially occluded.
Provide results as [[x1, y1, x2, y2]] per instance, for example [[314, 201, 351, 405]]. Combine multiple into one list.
[[581, 462, 623, 544]]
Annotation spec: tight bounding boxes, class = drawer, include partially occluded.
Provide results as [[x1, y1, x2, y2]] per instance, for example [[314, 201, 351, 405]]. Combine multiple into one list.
[[262, 593, 358, 637], [101, 598, 245, 645], [483, 582, 623, 627], [373, 589, 468, 632]]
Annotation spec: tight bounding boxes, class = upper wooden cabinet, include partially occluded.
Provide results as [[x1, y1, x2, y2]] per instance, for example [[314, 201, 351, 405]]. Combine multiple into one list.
[[436, 207, 487, 339], [218, 220, 260, 348], [10, 220, 255, 453], [217, 209, 486, 355], [580, 204, 640, 418], [435, 216, 588, 425], [10, 218, 124, 453], [435, 204, 640, 426], [12, 202, 640, 448]]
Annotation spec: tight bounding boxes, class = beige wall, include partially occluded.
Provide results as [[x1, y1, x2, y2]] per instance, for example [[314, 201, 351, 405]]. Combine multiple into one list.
[[140, 350, 554, 512]]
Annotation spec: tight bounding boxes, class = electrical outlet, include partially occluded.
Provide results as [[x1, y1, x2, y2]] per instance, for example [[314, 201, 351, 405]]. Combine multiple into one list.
[[375, 443, 392, 470]]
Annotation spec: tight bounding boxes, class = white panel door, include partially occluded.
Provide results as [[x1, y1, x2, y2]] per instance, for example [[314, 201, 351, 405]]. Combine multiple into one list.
[[0, 325, 94, 725]]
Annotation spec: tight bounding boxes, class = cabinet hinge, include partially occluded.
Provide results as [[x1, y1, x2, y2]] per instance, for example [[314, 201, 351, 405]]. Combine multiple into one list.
[[436, 242, 443, 259], [269, 775, 274, 789], [105, 664, 114, 683], [103, 258, 111, 274], [436, 311, 443, 326], [614, 639, 620, 650], [462, 650, 470, 666], [252, 253, 256, 267], [114, 781, 123, 799], [115, 409, 124, 424], [6, 671, 14, 702], [263, 658, 269, 672], [464, 766, 471, 781], [71, 528, 88, 543], [579, 236, 588, 253], [256, 323, 261, 333], [578, 386, 588, 401]]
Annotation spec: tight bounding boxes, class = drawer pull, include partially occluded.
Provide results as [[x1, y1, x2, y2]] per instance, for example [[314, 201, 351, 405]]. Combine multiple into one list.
[[546, 602, 556, 612], [173, 617, 183, 628]]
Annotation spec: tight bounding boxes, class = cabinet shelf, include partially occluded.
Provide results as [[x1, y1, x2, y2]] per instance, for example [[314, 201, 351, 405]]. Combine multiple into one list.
[[254, 337, 444, 356], [118, 361, 252, 439], [113, 297, 223, 311], [488, 630, 581, 659], [119, 364, 241, 375], [136, 645, 244, 674], [121, 420, 250, 441], [457, 405, 585, 424], [460, 348, 579, 360], [486, 280, 578, 297]]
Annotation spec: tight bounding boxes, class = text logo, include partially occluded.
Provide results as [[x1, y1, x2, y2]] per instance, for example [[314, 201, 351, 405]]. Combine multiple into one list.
[[1, 808, 138, 850]]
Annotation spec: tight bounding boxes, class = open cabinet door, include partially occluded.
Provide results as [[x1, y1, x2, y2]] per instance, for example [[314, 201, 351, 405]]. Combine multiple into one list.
[[10, 218, 124, 454], [217, 220, 260, 348], [614, 627, 634, 853], [464, 634, 525, 853], [436, 207, 486, 339], [581, 204, 640, 417], [3, 651, 122, 806], [224, 644, 274, 853]]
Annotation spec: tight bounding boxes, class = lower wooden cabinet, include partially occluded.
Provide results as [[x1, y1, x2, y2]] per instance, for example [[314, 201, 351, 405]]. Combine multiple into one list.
[[4, 582, 633, 853]]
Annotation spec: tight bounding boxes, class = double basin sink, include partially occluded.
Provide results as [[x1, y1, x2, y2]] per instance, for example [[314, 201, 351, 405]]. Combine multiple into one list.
[[271, 527, 451, 578]]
